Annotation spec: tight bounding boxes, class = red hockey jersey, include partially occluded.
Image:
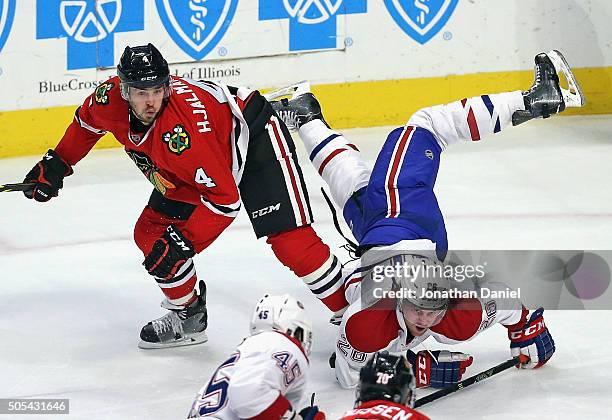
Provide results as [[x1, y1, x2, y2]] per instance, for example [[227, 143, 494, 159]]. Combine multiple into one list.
[[340, 400, 430, 420], [55, 76, 254, 249]]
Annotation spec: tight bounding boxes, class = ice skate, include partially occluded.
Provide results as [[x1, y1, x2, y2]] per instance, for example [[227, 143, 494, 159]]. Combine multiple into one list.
[[138, 281, 208, 349], [271, 92, 329, 131], [513, 50, 585, 126], [263, 80, 311, 102], [267, 82, 328, 131], [329, 306, 347, 326]]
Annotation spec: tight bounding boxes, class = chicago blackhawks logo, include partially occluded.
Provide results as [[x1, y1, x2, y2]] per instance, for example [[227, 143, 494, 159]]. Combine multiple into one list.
[[126, 150, 176, 195], [163, 124, 191, 155], [94, 82, 114, 104]]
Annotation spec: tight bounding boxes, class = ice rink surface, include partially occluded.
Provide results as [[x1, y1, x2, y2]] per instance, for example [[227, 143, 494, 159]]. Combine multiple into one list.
[[1, 115, 612, 419]]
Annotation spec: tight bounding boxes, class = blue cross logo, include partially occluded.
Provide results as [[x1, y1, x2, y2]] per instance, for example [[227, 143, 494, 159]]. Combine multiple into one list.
[[0, 0, 16, 54], [259, 0, 367, 51], [36, 0, 145, 70]]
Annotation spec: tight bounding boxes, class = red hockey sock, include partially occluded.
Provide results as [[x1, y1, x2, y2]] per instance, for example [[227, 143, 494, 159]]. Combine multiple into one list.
[[267, 226, 348, 312]]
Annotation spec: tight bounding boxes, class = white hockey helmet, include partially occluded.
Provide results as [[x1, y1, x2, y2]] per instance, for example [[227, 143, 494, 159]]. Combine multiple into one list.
[[250, 294, 313, 356], [362, 250, 450, 329], [395, 254, 450, 311]]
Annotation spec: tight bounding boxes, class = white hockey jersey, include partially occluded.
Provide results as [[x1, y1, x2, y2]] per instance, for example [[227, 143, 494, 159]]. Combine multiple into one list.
[[187, 331, 309, 419], [334, 250, 527, 388]]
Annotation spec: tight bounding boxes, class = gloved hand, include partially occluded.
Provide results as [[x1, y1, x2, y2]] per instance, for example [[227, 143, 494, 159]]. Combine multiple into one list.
[[299, 405, 326, 420], [23, 149, 73, 202], [143, 225, 195, 279], [407, 350, 473, 388], [508, 307, 555, 369]]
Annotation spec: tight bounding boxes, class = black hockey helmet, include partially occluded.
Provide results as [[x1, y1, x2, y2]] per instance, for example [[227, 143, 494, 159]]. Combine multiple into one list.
[[355, 351, 416, 408], [117, 43, 170, 100]]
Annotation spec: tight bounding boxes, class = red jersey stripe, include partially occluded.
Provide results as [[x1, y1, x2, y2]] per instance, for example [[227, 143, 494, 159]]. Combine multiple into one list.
[[318, 148, 348, 175], [270, 118, 307, 225], [386, 126, 414, 218]]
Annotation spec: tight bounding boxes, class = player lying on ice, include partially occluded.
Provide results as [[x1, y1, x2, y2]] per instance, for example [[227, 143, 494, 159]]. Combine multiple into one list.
[[187, 294, 326, 419], [271, 50, 583, 389], [20, 44, 350, 349], [339, 351, 429, 420]]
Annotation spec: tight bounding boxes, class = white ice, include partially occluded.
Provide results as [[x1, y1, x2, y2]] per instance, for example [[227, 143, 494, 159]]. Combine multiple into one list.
[[1, 115, 612, 419]]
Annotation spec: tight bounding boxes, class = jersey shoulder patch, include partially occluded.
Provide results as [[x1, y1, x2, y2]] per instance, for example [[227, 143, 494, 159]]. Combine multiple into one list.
[[81, 76, 126, 127], [94, 80, 116, 105], [162, 124, 192, 155]]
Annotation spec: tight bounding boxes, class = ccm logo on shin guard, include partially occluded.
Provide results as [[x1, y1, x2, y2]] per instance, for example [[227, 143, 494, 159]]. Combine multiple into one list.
[[166, 226, 192, 252], [252, 203, 281, 219]]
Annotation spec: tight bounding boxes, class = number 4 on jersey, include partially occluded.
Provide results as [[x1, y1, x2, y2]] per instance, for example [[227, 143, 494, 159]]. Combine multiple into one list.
[[195, 167, 216, 187]]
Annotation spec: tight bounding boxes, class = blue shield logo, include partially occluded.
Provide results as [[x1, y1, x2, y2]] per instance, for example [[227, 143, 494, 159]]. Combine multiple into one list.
[[0, 0, 16, 53], [155, 0, 238, 60], [384, 0, 458, 44]]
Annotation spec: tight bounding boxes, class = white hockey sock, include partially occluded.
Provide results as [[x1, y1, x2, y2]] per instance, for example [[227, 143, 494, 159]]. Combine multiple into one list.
[[408, 91, 525, 149], [298, 120, 371, 208], [300, 253, 344, 303], [298, 119, 336, 155], [155, 258, 198, 307]]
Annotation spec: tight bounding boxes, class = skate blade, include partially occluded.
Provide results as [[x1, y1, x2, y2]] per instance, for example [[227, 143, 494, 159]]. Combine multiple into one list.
[[263, 81, 311, 101], [547, 49, 586, 108], [138, 331, 208, 350], [512, 110, 533, 126]]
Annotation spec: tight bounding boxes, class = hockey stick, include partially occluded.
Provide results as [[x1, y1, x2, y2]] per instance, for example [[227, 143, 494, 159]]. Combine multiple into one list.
[[0, 182, 34, 193], [413, 356, 522, 408]]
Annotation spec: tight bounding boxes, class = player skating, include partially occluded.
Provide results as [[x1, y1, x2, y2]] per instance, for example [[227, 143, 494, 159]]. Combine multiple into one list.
[[271, 50, 579, 387], [187, 294, 325, 419], [339, 351, 429, 420], [20, 44, 349, 349]]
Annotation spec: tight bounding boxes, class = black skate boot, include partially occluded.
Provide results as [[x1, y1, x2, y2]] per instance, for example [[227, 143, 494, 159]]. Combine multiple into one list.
[[271, 92, 329, 131], [138, 281, 208, 349], [513, 50, 585, 126]]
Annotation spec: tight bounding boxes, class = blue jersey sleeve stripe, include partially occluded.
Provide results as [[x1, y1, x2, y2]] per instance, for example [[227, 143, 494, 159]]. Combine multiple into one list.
[[494, 116, 501, 133], [309, 133, 341, 161], [481, 95, 495, 117]]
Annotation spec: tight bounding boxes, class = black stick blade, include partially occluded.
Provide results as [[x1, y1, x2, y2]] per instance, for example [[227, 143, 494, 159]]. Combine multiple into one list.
[[0, 182, 35, 193]]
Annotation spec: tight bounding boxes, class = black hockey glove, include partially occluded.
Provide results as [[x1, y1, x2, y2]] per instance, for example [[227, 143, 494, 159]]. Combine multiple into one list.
[[143, 225, 195, 279], [299, 404, 325, 420], [23, 149, 73, 202], [298, 393, 325, 420]]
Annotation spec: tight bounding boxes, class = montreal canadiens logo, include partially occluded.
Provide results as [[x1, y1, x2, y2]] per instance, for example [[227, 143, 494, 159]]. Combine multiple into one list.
[[383, 0, 458, 44], [155, 0, 238, 60], [0, 0, 16, 53]]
